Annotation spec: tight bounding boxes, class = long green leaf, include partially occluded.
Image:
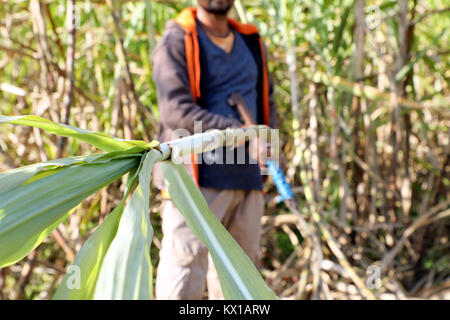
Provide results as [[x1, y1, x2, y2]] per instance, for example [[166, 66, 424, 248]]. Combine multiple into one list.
[[0, 147, 143, 195], [52, 168, 140, 300], [93, 150, 162, 299], [160, 161, 276, 300], [0, 157, 139, 268], [0, 156, 96, 195], [0, 115, 157, 152]]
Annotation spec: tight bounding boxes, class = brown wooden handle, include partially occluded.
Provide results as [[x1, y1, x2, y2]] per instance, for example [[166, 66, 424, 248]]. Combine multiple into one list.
[[228, 92, 256, 126]]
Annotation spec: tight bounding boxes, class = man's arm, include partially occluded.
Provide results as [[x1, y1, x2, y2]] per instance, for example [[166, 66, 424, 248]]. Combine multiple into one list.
[[152, 30, 242, 134]]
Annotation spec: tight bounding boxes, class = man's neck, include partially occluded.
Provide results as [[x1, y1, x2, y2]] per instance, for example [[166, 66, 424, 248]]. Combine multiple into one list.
[[196, 6, 230, 37]]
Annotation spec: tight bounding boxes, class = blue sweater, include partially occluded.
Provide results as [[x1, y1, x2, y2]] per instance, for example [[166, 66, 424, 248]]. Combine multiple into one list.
[[196, 23, 263, 190]]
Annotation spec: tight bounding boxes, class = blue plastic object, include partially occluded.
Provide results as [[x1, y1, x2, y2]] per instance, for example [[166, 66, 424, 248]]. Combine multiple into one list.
[[266, 159, 294, 202]]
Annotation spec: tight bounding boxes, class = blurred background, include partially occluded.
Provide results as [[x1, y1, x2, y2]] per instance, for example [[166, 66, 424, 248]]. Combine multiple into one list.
[[0, 0, 449, 299]]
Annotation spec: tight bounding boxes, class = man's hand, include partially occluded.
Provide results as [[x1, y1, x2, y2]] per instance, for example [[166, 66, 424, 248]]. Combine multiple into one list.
[[249, 136, 272, 166]]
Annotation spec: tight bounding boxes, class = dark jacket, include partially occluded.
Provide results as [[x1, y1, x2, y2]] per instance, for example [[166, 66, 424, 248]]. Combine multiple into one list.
[[151, 8, 277, 189]]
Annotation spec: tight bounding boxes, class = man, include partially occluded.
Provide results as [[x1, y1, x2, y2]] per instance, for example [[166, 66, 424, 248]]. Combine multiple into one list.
[[152, 0, 277, 299]]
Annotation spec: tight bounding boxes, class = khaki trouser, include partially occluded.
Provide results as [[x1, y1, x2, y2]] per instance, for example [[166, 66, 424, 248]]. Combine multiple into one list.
[[155, 186, 264, 300]]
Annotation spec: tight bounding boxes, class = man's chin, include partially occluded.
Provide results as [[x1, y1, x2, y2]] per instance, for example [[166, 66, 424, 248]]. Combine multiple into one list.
[[202, 5, 232, 15]]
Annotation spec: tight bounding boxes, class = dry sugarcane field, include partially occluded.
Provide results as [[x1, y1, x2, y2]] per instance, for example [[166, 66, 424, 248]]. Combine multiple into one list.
[[0, 0, 449, 301]]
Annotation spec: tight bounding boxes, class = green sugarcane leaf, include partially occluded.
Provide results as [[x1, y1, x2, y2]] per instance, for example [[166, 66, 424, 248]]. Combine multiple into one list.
[[332, 5, 351, 54], [160, 161, 276, 300], [93, 149, 163, 299], [0, 147, 143, 195], [53, 168, 140, 300], [0, 157, 139, 268], [0, 156, 96, 195], [0, 115, 158, 152]]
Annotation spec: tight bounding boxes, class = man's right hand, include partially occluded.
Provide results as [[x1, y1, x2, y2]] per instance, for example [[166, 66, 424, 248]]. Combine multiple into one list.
[[249, 135, 271, 165]]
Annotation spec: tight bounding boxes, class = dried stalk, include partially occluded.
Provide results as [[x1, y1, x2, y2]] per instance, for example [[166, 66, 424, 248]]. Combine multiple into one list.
[[57, 0, 76, 158], [380, 198, 450, 272], [106, 0, 155, 141]]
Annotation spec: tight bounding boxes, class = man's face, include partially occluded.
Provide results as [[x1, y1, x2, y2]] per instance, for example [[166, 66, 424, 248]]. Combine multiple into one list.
[[198, 0, 234, 15]]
